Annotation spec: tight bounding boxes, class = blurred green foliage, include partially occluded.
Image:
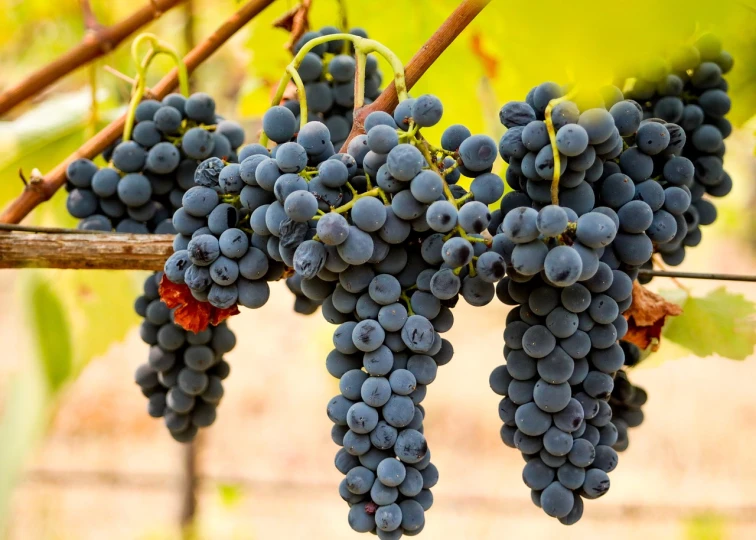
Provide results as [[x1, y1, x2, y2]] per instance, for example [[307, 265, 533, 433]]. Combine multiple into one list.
[[663, 288, 756, 360], [684, 511, 728, 540], [29, 275, 73, 392]]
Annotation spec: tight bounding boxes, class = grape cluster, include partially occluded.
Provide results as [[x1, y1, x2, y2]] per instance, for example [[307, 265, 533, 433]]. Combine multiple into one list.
[[163, 149, 291, 308], [622, 33, 732, 275], [280, 26, 383, 150], [133, 272, 236, 442], [490, 81, 692, 523], [64, 92, 246, 232], [163, 86, 506, 535]]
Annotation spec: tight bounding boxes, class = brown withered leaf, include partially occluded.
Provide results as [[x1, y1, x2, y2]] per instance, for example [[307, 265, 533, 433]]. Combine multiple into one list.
[[624, 281, 683, 351], [273, 0, 312, 53], [159, 275, 239, 333]]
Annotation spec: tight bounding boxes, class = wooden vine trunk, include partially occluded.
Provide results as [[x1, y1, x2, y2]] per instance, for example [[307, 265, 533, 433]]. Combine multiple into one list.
[[0, 233, 173, 270]]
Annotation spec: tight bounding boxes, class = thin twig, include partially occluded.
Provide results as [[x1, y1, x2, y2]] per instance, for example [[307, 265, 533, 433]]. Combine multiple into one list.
[[340, 0, 493, 152], [638, 269, 756, 283], [0, 0, 277, 225], [0, 0, 186, 117], [103, 65, 158, 99]]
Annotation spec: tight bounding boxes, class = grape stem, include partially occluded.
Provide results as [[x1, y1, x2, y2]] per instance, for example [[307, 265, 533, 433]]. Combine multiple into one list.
[[544, 87, 579, 206], [286, 65, 309, 131], [123, 33, 190, 142], [455, 192, 473, 205], [400, 292, 415, 316], [412, 137, 457, 206], [259, 33, 409, 147], [330, 187, 383, 214], [353, 51, 367, 111]]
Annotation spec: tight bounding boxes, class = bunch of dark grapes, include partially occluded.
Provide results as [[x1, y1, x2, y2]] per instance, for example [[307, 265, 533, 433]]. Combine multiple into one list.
[[283, 26, 383, 150], [164, 149, 289, 309], [82, 93, 250, 442], [164, 87, 507, 536], [64, 91, 246, 232], [621, 33, 732, 276], [490, 80, 691, 523], [133, 272, 236, 442]]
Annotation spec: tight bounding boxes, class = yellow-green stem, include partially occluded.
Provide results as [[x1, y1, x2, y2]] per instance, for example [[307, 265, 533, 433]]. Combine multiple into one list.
[[415, 138, 456, 205], [287, 65, 309, 131], [455, 192, 473, 205], [123, 34, 189, 142], [123, 49, 156, 142], [400, 292, 415, 316], [260, 33, 409, 146], [544, 87, 579, 205], [354, 51, 367, 111], [132, 34, 189, 96], [332, 187, 383, 214]]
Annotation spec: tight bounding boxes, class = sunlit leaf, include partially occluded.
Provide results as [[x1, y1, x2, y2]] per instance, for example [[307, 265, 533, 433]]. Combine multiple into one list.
[[51, 269, 141, 373], [684, 512, 727, 540], [217, 482, 244, 508], [0, 363, 49, 535], [663, 287, 756, 360], [27, 274, 72, 393]]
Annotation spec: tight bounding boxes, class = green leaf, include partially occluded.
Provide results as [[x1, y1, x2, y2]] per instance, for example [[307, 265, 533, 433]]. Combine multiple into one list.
[[0, 362, 50, 535], [52, 270, 141, 373], [663, 287, 756, 360], [27, 274, 72, 393], [217, 482, 244, 508], [684, 512, 727, 540]]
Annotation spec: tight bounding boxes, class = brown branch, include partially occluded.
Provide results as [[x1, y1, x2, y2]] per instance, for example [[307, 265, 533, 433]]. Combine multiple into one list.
[[0, 0, 185, 117], [80, 0, 104, 34], [102, 66, 159, 100], [0, 0, 277, 226], [0, 233, 172, 270], [340, 0, 492, 152]]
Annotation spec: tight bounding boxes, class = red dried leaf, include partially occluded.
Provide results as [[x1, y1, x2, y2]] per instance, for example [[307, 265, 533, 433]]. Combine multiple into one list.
[[158, 275, 239, 333], [624, 282, 683, 351], [174, 302, 212, 334], [209, 304, 240, 326], [159, 275, 192, 308]]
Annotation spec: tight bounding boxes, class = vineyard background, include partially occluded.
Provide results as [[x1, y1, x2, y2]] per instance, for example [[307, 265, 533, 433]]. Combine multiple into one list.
[[0, 0, 755, 538]]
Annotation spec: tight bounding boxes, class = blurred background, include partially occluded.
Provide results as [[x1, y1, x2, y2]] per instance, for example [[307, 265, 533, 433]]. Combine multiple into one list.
[[0, 0, 755, 538]]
